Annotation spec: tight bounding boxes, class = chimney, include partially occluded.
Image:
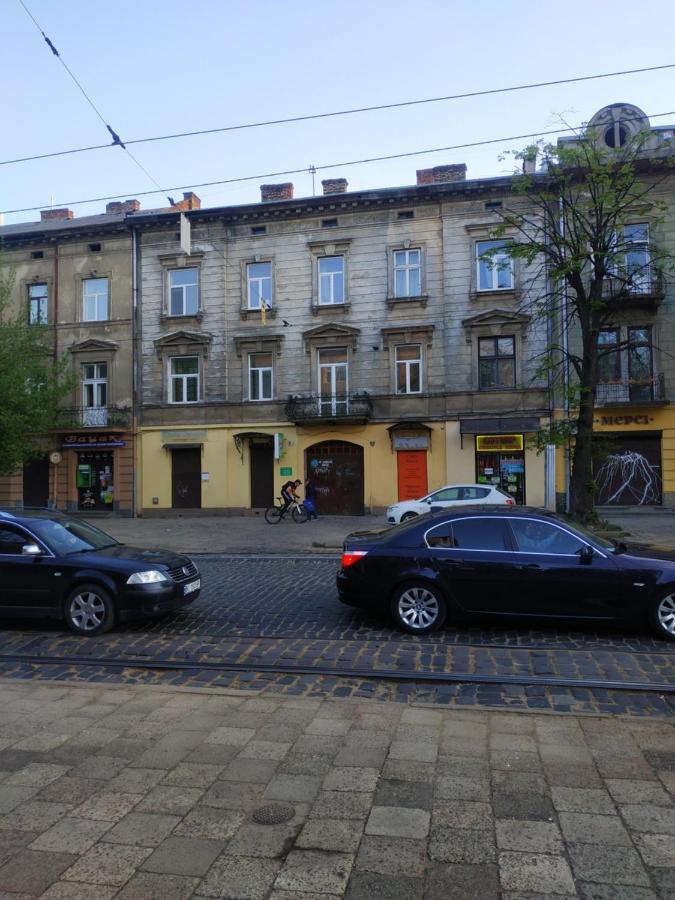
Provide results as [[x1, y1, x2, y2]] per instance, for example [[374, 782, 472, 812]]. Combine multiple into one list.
[[522, 149, 538, 175], [416, 164, 467, 185], [260, 183, 294, 202], [105, 199, 141, 215], [40, 208, 74, 221], [170, 192, 201, 212], [322, 178, 348, 195]]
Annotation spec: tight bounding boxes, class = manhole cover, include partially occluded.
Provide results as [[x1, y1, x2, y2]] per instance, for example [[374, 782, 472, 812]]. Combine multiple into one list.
[[252, 803, 295, 825]]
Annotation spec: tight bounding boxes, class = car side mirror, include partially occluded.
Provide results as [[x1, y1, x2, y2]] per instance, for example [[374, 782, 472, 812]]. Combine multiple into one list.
[[22, 543, 43, 556], [579, 545, 594, 565], [425, 499, 432, 504]]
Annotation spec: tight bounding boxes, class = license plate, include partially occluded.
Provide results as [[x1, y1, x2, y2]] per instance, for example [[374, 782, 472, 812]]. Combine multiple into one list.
[[184, 579, 200, 595]]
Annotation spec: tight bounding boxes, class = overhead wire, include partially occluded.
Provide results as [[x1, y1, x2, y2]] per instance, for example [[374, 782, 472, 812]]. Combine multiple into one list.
[[2, 62, 675, 167], [3, 110, 675, 217]]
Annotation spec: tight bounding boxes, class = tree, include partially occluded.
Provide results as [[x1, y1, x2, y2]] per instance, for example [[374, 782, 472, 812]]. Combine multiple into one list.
[[0, 259, 73, 476], [490, 128, 674, 522]]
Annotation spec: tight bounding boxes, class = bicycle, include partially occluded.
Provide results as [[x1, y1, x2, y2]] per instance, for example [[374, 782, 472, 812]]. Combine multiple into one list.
[[264, 495, 310, 524]]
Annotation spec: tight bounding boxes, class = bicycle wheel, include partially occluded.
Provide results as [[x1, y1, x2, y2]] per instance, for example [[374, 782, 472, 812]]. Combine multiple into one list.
[[264, 504, 283, 524], [292, 503, 310, 523]]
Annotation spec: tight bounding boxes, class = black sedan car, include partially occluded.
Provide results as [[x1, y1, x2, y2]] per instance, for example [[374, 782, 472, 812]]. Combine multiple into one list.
[[0, 509, 200, 635], [337, 506, 675, 640]]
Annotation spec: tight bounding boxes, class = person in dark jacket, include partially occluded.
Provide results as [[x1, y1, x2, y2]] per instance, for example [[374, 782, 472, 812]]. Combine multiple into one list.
[[280, 479, 301, 512], [304, 477, 319, 519]]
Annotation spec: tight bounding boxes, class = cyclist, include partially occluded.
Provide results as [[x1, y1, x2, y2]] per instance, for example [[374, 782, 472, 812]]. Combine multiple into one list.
[[280, 478, 302, 513]]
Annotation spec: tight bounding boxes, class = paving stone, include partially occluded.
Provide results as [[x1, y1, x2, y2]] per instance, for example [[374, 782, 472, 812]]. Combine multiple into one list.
[[238, 740, 292, 761], [355, 835, 426, 877], [114, 871, 200, 899], [184, 744, 239, 766], [645, 750, 675, 771], [62, 842, 152, 885], [12, 732, 70, 752], [136, 785, 204, 815], [198, 854, 281, 899], [278, 753, 334, 777], [0, 784, 39, 814], [558, 811, 631, 845], [0, 828, 40, 867], [73, 791, 142, 822], [305, 718, 352, 736], [634, 832, 675, 867], [141, 836, 225, 877], [293, 735, 345, 757], [436, 754, 489, 779], [0, 800, 72, 832], [274, 849, 354, 894], [345, 869, 423, 899], [387, 740, 437, 763], [550, 786, 615, 814], [606, 778, 672, 806], [227, 822, 299, 858], [490, 713, 536, 735], [39, 882, 118, 900], [594, 753, 654, 780], [201, 779, 264, 810], [567, 842, 650, 886], [651, 868, 675, 897], [577, 884, 659, 900], [0, 849, 77, 895], [311, 790, 374, 821], [543, 763, 603, 788], [424, 862, 500, 899], [489, 750, 543, 773], [333, 745, 387, 768], [436, 776, 489, 802], [345, 730, 392, 750], [5, 764, 70, 787], [263, 774, 322, 802], [296, 817, 363, 853], [174, 805, 245, 839], [374, 778, 433, 810], [499, 851, 576, 894], [395, 724, 440, 744], [205, 726, 256, 746], [108, 766, 166, 793], [134, 731, 208, 769], [496, 819, 564, 853], [365, 805, 430, 839], [620, 802, 675, 834], [29, 816, 112, 853], [37, 777, 105, 806], [103, 811, 181, 847], [220, 758, 279, 784], [69, 755, 127, 781], [489, 732, 537, 753], [432, 800, 493, 830], [428, 827, 495, 863], [162, 763, 224, 788], [323, 767, 379, 793], [100, 738, 155, 760]]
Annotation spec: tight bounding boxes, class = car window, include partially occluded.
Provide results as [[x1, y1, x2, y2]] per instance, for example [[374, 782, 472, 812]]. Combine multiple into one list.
[[450, 518, 509, 551], [510, 519, 585, 555], [29, 518, 118, 555], [0, 526, 29, 555], [433, 488, 460, 501], [461, 487, 489, 500], [426, 522, 454, 548], [495, 487, 512, 499]]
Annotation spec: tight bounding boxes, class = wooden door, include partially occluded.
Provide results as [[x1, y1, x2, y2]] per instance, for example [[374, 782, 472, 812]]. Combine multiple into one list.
[[23, 457, 50, 507], [397, 450, 428, 501], [250, 440, 274, 508], [171, 448, 201, 508], [306, 441, 364, 515]]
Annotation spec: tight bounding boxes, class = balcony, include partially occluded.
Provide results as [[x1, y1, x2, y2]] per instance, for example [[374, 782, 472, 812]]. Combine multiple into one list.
[[603, 266, 665, 308], [596, 375, 666, 407], [57, 406, 131, 429], [284, 392, 373, 425]]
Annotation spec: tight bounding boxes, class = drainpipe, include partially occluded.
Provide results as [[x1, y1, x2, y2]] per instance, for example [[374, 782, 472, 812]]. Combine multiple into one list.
[[559, 195, 571, 512], [131, 224, 139, 517]]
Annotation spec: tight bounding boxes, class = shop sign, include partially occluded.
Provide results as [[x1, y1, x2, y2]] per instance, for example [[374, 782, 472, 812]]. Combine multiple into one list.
[[280, 467, 293, 476], [476, 434, 523, 452], [392, 435, 429, 450], [161, 430, 207, 443], [596, 415, 651, 427], [63, 433, 125, 448]]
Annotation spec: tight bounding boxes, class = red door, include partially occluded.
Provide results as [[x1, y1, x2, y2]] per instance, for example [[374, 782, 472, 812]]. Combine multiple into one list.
[[397, 451, 428, 500]]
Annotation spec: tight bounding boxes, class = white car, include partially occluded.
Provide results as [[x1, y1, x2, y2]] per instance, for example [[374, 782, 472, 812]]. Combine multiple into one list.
[[386, 483, 514, 524]]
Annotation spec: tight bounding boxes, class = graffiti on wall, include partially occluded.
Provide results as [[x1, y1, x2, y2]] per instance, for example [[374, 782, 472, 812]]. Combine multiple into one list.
[[595, 451, 662, 505]]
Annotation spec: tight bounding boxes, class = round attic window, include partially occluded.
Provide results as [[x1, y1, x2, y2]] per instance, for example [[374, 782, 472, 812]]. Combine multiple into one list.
[[604, 123, 628, 148]]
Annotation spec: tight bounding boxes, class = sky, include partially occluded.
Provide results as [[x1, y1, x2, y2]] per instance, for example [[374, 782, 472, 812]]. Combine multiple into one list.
[[3, 0, 675, 225]]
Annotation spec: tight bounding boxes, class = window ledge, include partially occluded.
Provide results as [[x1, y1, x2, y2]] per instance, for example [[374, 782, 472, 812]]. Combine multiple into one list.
[[311, 302, 350, 316], [240, 307, 278, 321], [160, 312, 204, 322], [470, 289, 518, 301], [386, 295, 428, 309]]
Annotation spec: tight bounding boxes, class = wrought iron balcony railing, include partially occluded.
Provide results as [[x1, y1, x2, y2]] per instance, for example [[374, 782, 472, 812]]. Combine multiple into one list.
[[57, 406, 131, 428], [284, 392, 373, 424], [602, 266, 665, 304], [596, 375, 666, 406]]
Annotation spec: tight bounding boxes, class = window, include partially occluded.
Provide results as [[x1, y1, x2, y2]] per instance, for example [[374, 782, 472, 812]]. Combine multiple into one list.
[[628, 326, 653, 401], [247, 262, 272, 310], [598, 329, 620, 383], [397, 210, 414, 220], [321, 218, 338, 228], [82, 363, 108, 425], [249, 353, 273, 401], [624, 223, 650, 292], [426, 522, 453, 548], [431, 488, 460, 502], [83, 278, 109, 321], [393, 249, 421, 298], [318, 256, 344, 305], [28, 284, 48, 325], [251, 226, 266, 235], [318, 347, 348, 414], [476, 240, 513, 291], [0, 526, 28, 555], [451, 518, 509, 551], [88, 242, 102, 252], [169, 356, 199, 403], [478, 337, 515, 390], [169, 268, 199, 316], [510, 519, 585, 555], [395, 344, 421, 394]]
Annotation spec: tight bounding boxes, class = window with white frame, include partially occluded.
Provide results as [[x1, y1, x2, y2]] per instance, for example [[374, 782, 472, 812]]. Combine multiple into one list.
[[83, 278, 109, 321], [82, 362, 108, 425], [28, 283, 48, 325], [395, 344, 422, 394], [247, 262, 272, 310], [248, 352, 273, 401], [169, 268, 199, 316], [318, 256, 345, 305], [476, 240, 514, 291], [393, 249, 421, 298], [169, 356, 200, 403]]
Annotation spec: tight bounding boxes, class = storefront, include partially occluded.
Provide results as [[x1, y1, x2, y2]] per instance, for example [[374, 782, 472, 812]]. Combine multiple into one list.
[[60, 431, 133, 515], [592, 411, 668, 507], [475, 433, 526, 504]]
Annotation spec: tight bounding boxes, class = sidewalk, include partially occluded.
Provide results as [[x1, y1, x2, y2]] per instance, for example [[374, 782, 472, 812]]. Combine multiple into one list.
[[0, 678, 673, 898]]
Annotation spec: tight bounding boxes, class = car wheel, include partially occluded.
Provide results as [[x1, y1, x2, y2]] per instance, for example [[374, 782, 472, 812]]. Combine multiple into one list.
[[400, 512, 418, 522], [650, 590, 675, 641], [64, 583, 115, 636], [391, 581, 446, 634]]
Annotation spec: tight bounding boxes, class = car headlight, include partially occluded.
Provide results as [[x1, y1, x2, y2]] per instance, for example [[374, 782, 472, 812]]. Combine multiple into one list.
[[126, 570, 170, 585]]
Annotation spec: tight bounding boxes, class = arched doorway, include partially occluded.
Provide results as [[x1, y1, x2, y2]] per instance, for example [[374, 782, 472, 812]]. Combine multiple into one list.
[[305, 441, 364, 515]]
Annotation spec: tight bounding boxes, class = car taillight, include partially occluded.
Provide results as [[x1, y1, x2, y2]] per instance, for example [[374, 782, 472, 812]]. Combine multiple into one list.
[[506, 498, 515, 505], [342, 550, 368, 568]]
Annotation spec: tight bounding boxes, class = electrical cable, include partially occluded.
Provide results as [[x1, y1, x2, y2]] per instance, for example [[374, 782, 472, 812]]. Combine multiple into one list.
[[2, 62, 675, 167], [3, 110, 675, 216]]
